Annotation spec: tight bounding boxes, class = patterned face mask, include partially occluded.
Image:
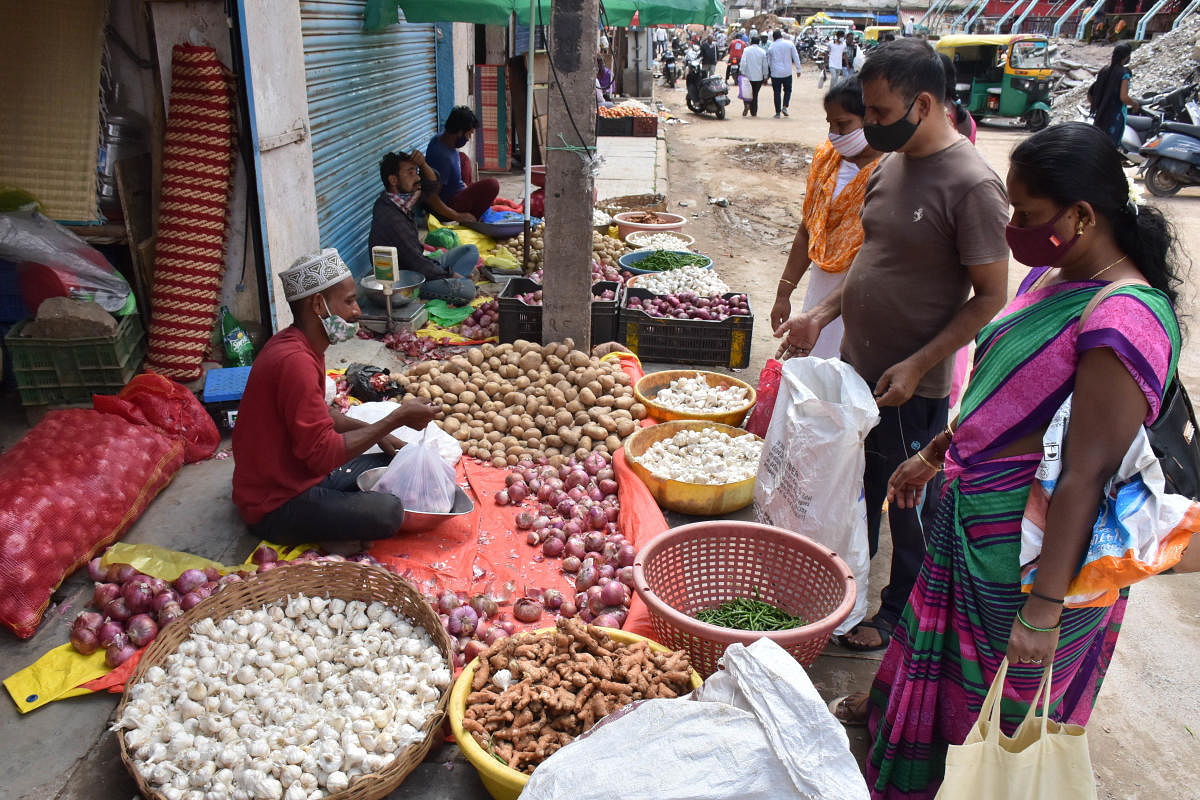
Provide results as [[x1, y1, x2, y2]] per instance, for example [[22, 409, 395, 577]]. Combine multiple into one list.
[[319, 296, 359, 344]]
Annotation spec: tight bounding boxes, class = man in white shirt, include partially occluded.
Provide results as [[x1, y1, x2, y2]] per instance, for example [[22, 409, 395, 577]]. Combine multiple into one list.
[[828, 32, 847, 81], [739, 35, 769, 116], [767, 29, 803, 118]]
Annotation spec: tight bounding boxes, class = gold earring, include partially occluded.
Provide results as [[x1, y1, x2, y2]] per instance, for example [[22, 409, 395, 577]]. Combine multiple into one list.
[[1075, 220, 1086, 236]]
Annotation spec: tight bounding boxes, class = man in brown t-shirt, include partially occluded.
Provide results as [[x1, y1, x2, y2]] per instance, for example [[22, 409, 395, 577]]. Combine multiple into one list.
[[775, 39, 1009, 650]]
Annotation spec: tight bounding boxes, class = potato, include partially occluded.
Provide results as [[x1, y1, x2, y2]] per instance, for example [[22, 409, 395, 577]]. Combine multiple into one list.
[[614, 395, 635, 410], [467, 349, 485, 366], [605, 435, 622, 452], [548, 453, 566, 467], [630, 403, 648, 420], [567, 351, 589, 368], [546, 355, 564, 370], [565, 399, 584, 414], [487, 357, 502, 371], [496, 343, 513, 355], [481, 343, 496, 357], [442, 393, 457, 406], [599, 374, 616, 392], [578, 367, 599, 386], [538, 404, 556, 419], [573, 410, 591, 426], [441, 418, 461, 434], [417, 387, 432, 400], [587, 406, 610, 422], [452, 403, 470, 415], [501, 435, 519, 449], [597, 395, 615, 408], [578, 387, 597, 406], [575, 444, 591, 459], [547, 389, 567, 408], [525, 397, 541, 416], [518, 351, 542, 372], [586, 380, 604, 396], [492, 416, 508, 433], [554, 409, 573, 429], [583, 423, 607, 441], [558, 427, 580, 446], [510, 425, 525, 438], [615, 418, 636, 437], [500, 364, 519, 379], [543, 434, 564, 449], [556, 363, 572, 377], [492, 456, 507, 468], [482, 381, 500, 397], [485, 431, 502, 444], [454, 428, 470, 442], [514, 375, 531, 390], [614, 371, 631, 385]]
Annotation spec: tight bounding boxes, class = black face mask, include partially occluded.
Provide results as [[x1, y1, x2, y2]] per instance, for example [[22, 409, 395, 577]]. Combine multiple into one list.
[[863, 95, 920, 153]]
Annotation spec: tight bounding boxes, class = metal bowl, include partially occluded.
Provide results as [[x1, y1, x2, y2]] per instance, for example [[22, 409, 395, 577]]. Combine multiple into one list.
[[360, 270, 426, 305], [356, 466, 474, 532]]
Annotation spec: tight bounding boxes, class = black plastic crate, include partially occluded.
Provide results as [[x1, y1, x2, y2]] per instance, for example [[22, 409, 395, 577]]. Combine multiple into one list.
[[619, 287, 753, 369], [498, 279, 622, 347], [596, 117, 634, 136]]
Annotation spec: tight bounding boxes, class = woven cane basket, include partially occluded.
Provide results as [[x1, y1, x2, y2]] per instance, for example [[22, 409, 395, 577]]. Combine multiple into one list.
[[116, 560, 452, 800], [632, 521, 856, 677]]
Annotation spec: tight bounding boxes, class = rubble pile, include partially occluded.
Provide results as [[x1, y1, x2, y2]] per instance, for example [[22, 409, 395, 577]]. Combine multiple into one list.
[[1050, 20, 1200, 121]]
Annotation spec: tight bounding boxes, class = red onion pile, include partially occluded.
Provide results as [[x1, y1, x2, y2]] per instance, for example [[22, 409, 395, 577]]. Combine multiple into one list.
[[433, 590, 514, 669], [381, 329, 455, 357], [500, 452, 632, 627], [513, 288, 618, 306], [626, 292, 750, 322], [73, 547, 388, 667], [456, 300, 499, 340]]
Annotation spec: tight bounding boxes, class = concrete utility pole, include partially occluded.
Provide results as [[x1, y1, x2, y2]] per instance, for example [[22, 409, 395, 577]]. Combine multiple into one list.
[[543, 0, 598, 348]]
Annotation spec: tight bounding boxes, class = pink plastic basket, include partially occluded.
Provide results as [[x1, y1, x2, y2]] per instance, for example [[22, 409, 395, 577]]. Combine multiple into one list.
[[632, 521, 856, 676]]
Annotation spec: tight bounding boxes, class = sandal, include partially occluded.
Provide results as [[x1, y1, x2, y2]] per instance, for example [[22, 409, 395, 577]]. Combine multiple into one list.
[[834, 618, 892, 652], [828, 693, 870, 727]]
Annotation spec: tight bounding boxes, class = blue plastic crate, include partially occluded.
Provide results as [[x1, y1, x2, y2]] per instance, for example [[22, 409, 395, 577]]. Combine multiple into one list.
[[203, 366, 252, 403]]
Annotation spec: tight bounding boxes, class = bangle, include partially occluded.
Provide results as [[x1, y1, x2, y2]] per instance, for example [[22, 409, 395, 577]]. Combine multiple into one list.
[[943, 420, 956, 440], [1016, 607, 1061, 633], [777, 277, 797, 288], [915, 450, 942, 472], [1028, 589, 1065, 605]]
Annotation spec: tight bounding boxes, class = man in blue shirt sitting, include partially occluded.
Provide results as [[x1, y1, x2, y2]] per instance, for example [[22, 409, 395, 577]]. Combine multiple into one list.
[[424, 106, 500, 223]]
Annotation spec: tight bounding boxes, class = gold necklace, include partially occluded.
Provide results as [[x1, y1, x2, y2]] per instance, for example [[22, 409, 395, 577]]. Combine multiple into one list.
[[1088, 254, 1127, 281]]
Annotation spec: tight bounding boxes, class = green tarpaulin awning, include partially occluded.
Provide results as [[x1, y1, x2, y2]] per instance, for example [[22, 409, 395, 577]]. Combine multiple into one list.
[[365, 0, 722, 30]]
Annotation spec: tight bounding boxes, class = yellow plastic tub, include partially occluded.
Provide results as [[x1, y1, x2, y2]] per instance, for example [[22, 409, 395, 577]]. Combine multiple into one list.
[[623, 420, 762, 516], [634, 369, 757, 427], [448, 626, 703, 800]]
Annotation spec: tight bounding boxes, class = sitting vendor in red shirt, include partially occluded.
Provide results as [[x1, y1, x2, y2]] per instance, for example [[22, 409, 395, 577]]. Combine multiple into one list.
[[232, 248, 439, 543]]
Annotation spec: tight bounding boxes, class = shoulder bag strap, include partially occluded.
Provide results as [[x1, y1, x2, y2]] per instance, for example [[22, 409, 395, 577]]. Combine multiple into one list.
[[1076, 277, 1150, 330]]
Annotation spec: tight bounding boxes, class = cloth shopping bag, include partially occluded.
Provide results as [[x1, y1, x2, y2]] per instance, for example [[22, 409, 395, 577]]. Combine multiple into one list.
[[936, 658, 1096, 800], [738, 74, 752, 100]]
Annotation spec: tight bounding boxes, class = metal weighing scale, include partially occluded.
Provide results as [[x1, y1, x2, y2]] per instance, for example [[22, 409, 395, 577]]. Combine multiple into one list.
[[359, 247, 428, 334]]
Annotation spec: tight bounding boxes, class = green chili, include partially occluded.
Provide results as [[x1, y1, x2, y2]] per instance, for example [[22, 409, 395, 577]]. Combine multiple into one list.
[[634, 250, 710, 272], [693, 595, 807, 632]]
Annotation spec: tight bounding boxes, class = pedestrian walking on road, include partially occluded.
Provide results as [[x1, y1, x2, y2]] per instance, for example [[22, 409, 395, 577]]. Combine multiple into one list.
[[767, 29, 803, 118], [700, 35, 718, 77], [828, 31, 847, 81], [739, 36, 769, 116], [772, 77, 882, 356]]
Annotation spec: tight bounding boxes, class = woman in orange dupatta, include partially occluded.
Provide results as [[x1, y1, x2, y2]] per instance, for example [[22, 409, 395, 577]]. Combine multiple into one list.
[[771, 77, 882, 359]]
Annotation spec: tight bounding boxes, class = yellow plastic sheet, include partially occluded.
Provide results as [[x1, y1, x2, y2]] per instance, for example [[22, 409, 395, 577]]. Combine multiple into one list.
[[3, 644, 109, 713], [426, 215, 498, 253], [101, 542, 231, 581], [416, 295, 498, 344]]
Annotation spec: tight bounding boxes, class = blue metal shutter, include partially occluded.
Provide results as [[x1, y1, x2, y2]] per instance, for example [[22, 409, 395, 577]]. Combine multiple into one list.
[[301, 1, 438, 276]]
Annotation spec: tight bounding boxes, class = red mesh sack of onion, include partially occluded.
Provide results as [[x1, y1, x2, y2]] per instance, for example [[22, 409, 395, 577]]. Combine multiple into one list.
[[0, 409, 185, 638]]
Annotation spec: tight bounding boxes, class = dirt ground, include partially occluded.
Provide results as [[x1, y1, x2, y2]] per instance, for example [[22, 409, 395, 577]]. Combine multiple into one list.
[[656, 69, 1200, 798]]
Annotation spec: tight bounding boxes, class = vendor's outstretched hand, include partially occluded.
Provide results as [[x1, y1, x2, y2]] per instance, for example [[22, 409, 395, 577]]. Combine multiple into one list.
[[455, 211, 477, 224], [886, 453, 938, 510], [389, 398, 441, 430]]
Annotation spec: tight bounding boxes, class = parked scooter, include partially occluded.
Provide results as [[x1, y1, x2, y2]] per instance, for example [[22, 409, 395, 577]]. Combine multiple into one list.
[[1139, 119, 1200, 196], [662, 49, 679, 89], [685, 51, 729, 119], [1120, 84, 1199, 166]]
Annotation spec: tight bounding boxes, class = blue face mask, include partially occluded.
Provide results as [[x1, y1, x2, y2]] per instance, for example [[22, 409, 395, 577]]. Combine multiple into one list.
[[454, 134, 470, 149]]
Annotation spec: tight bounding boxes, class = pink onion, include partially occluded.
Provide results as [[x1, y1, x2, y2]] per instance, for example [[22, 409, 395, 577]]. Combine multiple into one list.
[[597, 468, 615, 482], [70, 626, 100, 655], [587, 586, 607, 615], [618, 566, 636, 587], [505, 473, 524, 487], [592, 612, 623, 628], [606, 506, 621, 523], [508, 483, 529, 503], [437, 590, 462, 615], [558, 600, 578, 618], [542, 538, 565, 558], [533, 516, 550, 530], [494, 489, 510, 506], [598, 479, 619, 497], [537, 482, 554, 502], [218, 574, 243, 587], [583, 453, 607, 476], [578, 607, 595, 623], [157, 603, 183, 627], [561, 556, 581, 573], [557, 499, 576, 518], [98, 620, 125, 648], [126, 614, 158, 647], [526, 531, 541, 546], [497, 618, 517, 635], [563, 520, 583, 538], [106, 641, 137, 668], [469, 594, 499, 619], [122, 581, 153, 615], [447, 605, 479, 637], [174, 569, 206, 594], [104, 597, 131, 621], [575, 565, 598, 591], [463, 639, 487, 662], [252, 546, 278, 565], [109, 563, 138, 583], [589, 486, 605, 503], [256, 561, 277, 573], [618, 544, 636, 568], [600, 581, 628, 607], [598, 564, 616, 581], [87, 557, 107, 582], [587, 507, 607, 531], [513, 598, 543, 623], [204, 567, 221, 582], [93, 582, 121, 609], [564, 536, 586, 559], [528, 477, 542, 494], [179, 592, 203, 611], [584, 532, 605, 553], [542, 589, 564, 610], [151, 591, 180, 613], [516, 512, 535, 530], [484, 627, 507, 645], [74, 610, 104, 633]]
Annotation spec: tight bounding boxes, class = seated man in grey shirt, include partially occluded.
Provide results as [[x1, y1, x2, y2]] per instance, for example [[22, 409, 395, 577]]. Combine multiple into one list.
[[775, 38, 1010, 652]]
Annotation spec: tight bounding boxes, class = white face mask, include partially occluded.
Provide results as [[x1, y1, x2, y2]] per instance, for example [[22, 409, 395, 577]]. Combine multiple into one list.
[[828, 127, 868, 158]]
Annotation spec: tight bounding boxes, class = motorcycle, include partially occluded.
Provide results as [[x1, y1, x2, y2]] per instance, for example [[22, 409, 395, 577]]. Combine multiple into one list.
[[1078, 83, 1200, 167], [1139, 116, 1200, 197], [725, 58, 740, 86], [796, 36, 817, 64], [685, 52, 729, 119], [662, 50, 679, 89]]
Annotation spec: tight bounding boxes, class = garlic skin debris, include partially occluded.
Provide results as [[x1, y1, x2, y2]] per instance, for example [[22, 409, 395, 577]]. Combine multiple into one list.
[[116, 594, 449, 799]]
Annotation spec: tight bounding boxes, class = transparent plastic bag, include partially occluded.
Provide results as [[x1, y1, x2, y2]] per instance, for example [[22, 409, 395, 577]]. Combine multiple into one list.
[[373, 425, 457, 513]]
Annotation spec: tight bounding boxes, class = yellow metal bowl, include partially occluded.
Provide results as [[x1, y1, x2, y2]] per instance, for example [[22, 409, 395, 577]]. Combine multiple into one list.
[[634, 369, 757, 427], [448, 626, 703, 800], [623, 421, 762, 516]]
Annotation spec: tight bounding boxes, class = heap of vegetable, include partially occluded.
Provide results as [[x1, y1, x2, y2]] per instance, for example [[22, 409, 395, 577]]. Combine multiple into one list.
[[513, 287, 617, 305], [632, 264, 729, 296], [629, 250, 710, 273], [650, 373, 751, 414], [694, 596, 808, 631], [502, 226, 627, 271], [402, 340, 647, 467], [116, 594, 450, 800], [632, 427, 764, 485], [455, 299, 499, 340], [626, 292, 750, 322], [462, 619, 692, 774]]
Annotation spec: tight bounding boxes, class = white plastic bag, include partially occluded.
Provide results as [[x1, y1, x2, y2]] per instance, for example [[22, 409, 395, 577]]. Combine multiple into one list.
[[372, 425, 457, 513], [345, 402, 460, 464], [521, 638, 869, 800], [852, 47, 866, 72], [754, 357, 879, 634]]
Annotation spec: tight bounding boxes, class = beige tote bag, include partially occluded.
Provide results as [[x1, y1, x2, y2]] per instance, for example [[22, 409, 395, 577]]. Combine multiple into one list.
[[936, 658, 1097, 800]]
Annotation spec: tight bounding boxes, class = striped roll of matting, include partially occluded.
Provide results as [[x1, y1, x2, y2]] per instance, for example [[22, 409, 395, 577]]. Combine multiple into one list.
[[144, 44, 236, 383]]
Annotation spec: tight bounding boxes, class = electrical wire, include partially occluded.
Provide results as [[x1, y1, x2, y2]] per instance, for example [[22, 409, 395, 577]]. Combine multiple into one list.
[[536, 0, 597, 159]]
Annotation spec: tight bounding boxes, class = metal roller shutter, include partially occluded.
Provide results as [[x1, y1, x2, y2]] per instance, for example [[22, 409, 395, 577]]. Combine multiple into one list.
[[301, 0, 438, 276]]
